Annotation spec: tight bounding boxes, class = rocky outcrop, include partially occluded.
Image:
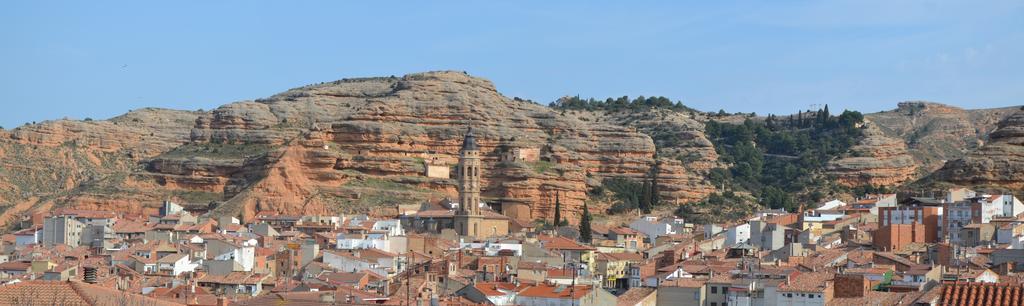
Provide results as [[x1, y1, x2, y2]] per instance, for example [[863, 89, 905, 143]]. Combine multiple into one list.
[[866, 101, 1019, 174], [0, 109, 201, 227], [931, 109, 1024, 189], [19, 72, 1021, 230], [68, 71, 717, 225], [248, 71, 714, 224], [827, 123, 917, 187]]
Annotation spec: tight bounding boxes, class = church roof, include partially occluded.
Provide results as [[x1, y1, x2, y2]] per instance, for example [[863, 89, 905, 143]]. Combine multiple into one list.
[[462, 127, 478, 151]]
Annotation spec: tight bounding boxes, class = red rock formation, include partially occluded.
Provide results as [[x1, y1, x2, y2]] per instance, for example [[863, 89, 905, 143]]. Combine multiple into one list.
[[827, 122, 917, 187], [0, 72, 720, 227]]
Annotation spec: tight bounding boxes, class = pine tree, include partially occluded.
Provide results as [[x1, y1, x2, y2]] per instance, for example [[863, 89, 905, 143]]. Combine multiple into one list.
[[640, 180, 652, 214], [649, 162, 660, 209], [822, 104, 831, 126], [579, 202, 593, 243], [553, 192, 563, 227]]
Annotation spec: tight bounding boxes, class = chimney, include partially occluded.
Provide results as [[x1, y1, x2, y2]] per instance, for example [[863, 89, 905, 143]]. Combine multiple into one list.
[[319, 292, 336, 303], [83, 266, 97, 284]]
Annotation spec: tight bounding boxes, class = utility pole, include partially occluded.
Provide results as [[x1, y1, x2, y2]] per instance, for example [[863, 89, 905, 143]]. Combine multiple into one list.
[[570, 261, 577, 306]]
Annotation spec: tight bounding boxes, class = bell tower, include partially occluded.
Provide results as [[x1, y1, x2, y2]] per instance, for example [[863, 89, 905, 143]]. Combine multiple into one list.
[[455, 127, 484, 237]]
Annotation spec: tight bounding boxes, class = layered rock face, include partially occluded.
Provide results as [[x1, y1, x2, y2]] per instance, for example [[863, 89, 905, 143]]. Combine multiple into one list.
[[827, 123, 917, 187], [0, 71, 720, 227], [931, 109, 1024, 189], [15, 72, 1016, 229], [866, 101, 1018, 174], [0, 109, 200, 226]]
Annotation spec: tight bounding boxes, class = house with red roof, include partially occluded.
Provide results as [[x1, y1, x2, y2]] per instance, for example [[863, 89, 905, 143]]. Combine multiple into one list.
[[455, 282, 528, 305], [516, 283, 616, 306]]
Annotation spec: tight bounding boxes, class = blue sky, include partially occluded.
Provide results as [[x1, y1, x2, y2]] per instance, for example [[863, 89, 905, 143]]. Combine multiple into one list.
[[1, 1, 1022, 128]]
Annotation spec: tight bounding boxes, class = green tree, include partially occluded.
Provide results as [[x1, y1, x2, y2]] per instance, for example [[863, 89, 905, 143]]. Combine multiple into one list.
[[579, 202, 593, 243], [649, 164, 660, 208], [640, 180, 652, 214]]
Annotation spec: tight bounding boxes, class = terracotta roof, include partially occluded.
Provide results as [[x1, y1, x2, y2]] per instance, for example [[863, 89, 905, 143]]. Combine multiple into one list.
[[875, 252, 915, 267], [233, 289, 387, 306], [0, 280, 183, 306], [778, 271, 834, 293], [0, 261, 31, 272], [846, 249, 874, 265], [113, 219, 152, 233], [539, 235, 596, 251], [518, 284, 593, 299], [518, 261, 549, 271], [157, 253, 187, 264], [830, 291, 912, 306], [197, 272, 270, 285], [617, 287, 656, 306], [317, 271, 369, 286], [940, 282, 1024, 305], [610, 227, 639, 235], [596, 252, 644, 262], [471, 282, 526, 297]]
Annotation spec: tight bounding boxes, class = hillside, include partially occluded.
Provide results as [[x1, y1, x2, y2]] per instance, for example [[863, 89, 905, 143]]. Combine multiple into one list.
[[928, 108, 1024, 191], [0, 71, 719, 229], [865, 101, 1019, 174], [1, 72, 1021, 231]]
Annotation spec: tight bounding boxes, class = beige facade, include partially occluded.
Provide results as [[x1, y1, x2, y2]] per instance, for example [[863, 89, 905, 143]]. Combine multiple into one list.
[[424, 155, 451, 179], [501, 147, 540, 162], [454, 127, 509, 239], [42, 216, 83, 247]]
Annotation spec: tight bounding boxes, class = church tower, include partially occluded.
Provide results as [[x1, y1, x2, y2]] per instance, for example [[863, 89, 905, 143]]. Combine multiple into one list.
[[455, 127, 484, 237]]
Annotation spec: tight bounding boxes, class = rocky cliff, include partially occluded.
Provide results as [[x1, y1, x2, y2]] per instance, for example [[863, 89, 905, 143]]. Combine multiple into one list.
[[4, 73, 1020, 230], [930, 108, 1024, 189], [826, 123, 917, 187], [0, 108, 201, 226], [0, 71, 719, 227], [866, 101, 1019, 174]]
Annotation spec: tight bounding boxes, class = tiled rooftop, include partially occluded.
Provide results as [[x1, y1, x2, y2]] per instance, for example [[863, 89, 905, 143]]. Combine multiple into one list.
[[940, 282, 1024, 305]]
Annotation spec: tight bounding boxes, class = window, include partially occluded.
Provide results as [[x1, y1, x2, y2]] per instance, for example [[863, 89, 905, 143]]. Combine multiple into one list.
[[711, 286, 718, 294], [711, 303, 717, 306]]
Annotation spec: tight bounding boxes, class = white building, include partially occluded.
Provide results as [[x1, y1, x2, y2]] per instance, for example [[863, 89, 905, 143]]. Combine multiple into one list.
[[207, 238, 257, 272], [725, 224, 751, 248], [323, 249, 401, 277], [629, 216, 683, 242], [337, 233, 390, 250], [13, 228, 41, 247], [815, 199, 846, 211], [371, 219, 405, 237], [988, 195, 1024, 218], [157, 253, 199, 276], [460, 240, 524, 256], [801, 211, 846, 224]]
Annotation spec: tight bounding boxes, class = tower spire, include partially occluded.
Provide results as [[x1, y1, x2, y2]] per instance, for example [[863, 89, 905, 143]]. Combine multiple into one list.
[[456, 125, 483, 237]]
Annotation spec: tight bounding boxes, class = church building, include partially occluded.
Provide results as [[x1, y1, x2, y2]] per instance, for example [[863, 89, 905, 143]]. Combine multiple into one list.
[[403, 127, 511, 239]]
